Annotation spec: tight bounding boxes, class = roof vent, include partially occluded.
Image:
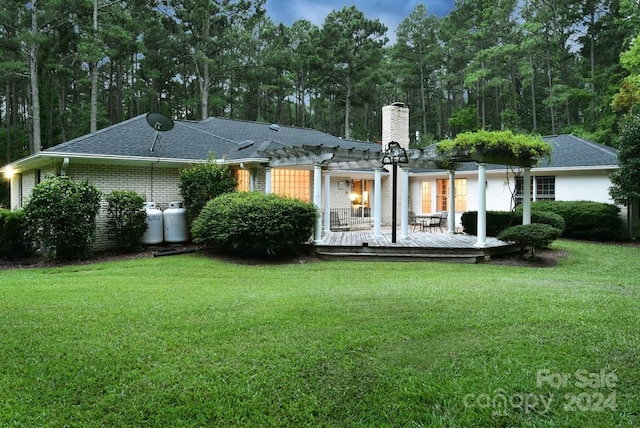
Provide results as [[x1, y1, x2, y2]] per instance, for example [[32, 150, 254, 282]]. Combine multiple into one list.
[[238, 140, 255, 150], [268, 124, 280, 131]]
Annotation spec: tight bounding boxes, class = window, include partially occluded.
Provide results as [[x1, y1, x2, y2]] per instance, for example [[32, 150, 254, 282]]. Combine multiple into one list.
[[515, 176, 530, 206], [436, 178, 467, 211], [235, 169, 250, 192], [272, 169, 311, 202], [350, 179, 372, 217], [421, 181, 432, 213], [535, 176, 555, 200], [516, 176, 555, 204]]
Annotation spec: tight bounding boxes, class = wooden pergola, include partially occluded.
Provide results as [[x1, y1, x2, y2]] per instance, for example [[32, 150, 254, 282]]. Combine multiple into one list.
[[259, 141, 541, 248]]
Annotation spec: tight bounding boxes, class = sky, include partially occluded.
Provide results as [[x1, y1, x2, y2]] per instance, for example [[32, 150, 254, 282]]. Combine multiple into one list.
[[264, 0, 455, 41]]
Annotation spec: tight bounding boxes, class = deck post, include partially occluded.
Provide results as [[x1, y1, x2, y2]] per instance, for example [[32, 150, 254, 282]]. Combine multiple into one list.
[[373, 167, 382, 238], [324, 170, 331, 233], [448, 169, 456, 234], [264, 167, 272, 194], [400, 167, 409, 238], [522, 167, 531, 225], [475, 163, 488, 248], [313, 163, 322, 244]]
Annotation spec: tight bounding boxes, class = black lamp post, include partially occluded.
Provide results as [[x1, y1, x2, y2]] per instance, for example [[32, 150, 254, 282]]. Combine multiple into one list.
[[381, 141, 409, 243]]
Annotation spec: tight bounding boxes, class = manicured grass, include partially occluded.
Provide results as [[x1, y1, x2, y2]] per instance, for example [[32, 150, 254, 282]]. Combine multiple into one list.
[[0, 240, 638, 427]]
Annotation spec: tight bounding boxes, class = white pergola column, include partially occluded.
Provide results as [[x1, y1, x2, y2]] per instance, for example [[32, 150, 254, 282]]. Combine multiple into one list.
[[249, 169, 255, 191], [373, 167, 382, 238], [313, 164, 322, 243], [400, 167, 410, 238], [265, 167, 272, 194], [522, 167, 532, 225], [475, 163, 488, 248], [323, 170, 331, 233], [448, 169, 456, 234]]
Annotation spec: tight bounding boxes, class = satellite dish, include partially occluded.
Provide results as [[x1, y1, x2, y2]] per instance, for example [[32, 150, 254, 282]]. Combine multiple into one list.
[[146, 112, 174, 152], [146, 112, 174, 131]]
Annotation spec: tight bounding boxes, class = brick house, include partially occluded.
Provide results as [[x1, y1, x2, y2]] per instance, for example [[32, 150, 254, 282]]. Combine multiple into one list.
[[2, 104, 634, 250]]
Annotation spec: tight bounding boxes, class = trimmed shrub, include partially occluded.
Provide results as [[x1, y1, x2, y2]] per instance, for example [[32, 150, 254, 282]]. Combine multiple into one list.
[[105, 190, 148, 251], [530, 201, 622, 241], [462, 209, 567, 237], [0, 209, 30, 260], [23, 177, 102, 261], [192, 192, 317, 258], [179, 161, 237, 223], [498, 223, 561, 259], [461, 211, 519, 236], [529, 210, 565, 233]]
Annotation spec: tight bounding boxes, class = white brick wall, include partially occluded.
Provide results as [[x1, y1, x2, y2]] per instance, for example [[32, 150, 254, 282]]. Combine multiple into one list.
[[68, 164, 183, 250], [382, 103, 410, 149]]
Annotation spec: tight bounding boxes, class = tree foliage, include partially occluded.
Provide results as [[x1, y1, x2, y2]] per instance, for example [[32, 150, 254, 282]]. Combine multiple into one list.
[[609, 111, 640, 205], [1, 0, 639, 168], [178, 160, 237, 222]]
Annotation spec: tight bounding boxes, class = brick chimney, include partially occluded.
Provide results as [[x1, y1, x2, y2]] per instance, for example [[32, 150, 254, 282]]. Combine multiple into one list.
[[382, 102, 410, 149]]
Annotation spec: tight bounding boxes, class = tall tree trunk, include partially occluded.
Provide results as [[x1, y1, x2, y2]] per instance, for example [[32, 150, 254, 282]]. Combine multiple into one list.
[[90, 0, 98, 133], [545, 36, 556, 134], [29, 0, 42, 153], [344, 77, 352, 139], [419, 62, 427, 136], [5, 82, 11, 162], [529, 56, 538, 132]]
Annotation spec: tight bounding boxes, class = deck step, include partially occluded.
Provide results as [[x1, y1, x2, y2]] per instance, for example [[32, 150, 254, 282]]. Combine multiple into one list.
[[315, 250, 486, 263]]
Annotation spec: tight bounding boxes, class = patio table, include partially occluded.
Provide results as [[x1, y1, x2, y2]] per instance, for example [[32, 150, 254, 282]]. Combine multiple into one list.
[[415, 214, 441, 232]]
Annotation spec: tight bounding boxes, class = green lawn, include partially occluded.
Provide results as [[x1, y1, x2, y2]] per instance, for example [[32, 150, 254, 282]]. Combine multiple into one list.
[[0, 240, 638, 427]]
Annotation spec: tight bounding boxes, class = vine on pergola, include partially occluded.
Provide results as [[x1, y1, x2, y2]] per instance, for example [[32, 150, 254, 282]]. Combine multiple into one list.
[[436, 130, 552, 167]]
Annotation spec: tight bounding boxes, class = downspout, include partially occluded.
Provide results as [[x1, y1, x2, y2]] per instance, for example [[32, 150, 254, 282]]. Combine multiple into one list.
[[60, 157, 69, 177]]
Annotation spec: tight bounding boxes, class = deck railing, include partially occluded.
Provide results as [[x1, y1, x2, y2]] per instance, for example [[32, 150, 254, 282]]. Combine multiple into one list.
[[329, 208, 371, 231]]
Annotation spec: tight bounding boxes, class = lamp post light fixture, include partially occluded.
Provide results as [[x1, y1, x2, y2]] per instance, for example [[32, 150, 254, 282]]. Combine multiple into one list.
[[381, 141, 409, 243]]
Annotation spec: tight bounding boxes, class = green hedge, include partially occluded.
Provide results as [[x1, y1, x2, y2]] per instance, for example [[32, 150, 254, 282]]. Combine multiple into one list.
[[179, 161, 237, 223], [461, 211, 519, 236], [105, 190, 148, 251], [529, 201, 622, 241], [192, 192, 317, 258], [0, 209, 30, 260]]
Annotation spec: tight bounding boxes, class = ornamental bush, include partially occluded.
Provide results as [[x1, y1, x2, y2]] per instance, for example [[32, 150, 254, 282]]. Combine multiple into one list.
[[0, 209, 30, 260], [179, 160, 237, 223], [192, 192, 317, 258], [105, 190, 148, 251], [23, 177, 102, 261], [530, 201, 622, 241], [462, 209, 567, 237], [461, 211, 518, 236], [498, 223, 561, 259]]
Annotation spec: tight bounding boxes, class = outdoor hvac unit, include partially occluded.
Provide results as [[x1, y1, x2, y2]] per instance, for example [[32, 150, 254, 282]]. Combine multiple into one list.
[[141, 202, 164, 245], [163, 202, 188, 243]]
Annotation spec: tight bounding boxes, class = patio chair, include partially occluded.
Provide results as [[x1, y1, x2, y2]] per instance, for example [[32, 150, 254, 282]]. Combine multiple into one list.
[[409, 211, 420, 232], [329, 210, 349, 231], [437, 211, 448, 232]]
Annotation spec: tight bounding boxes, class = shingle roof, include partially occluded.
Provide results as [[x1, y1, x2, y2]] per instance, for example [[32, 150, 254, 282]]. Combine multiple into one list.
[[45, 114, 380, 161], [43, 115, 616, 170], [538, 134, 618, 168], [412, 134, 618, 173]]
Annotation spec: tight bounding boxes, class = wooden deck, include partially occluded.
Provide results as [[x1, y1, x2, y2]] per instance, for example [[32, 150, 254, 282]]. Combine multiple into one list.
[[314, 229, 518, 263]]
